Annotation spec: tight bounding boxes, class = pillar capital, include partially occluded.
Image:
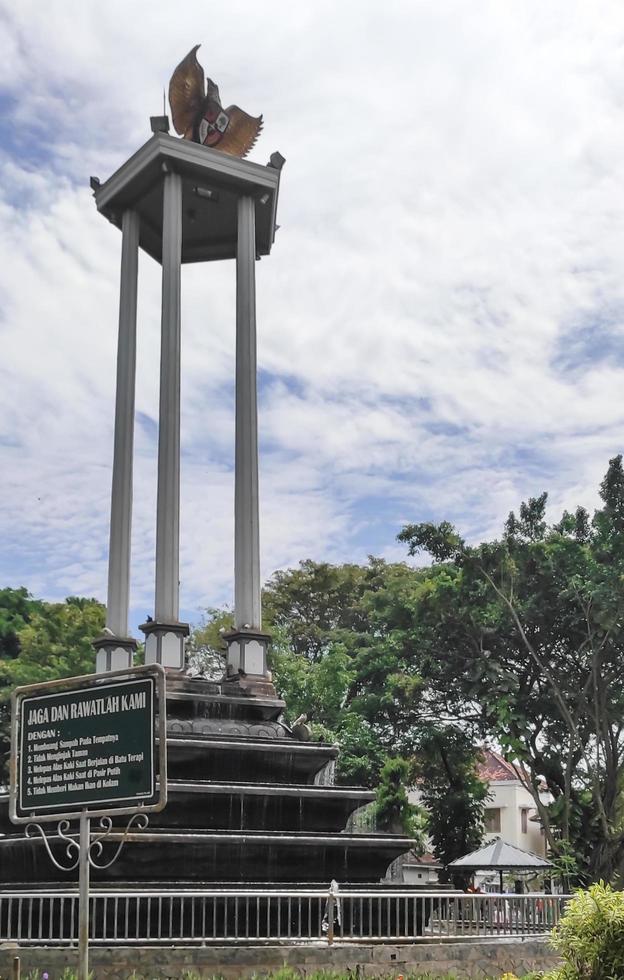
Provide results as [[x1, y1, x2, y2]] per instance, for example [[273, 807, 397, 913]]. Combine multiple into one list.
[[140, 619, 189, 671], [93, 634, 138, 673], [222, 627, 276, 698]]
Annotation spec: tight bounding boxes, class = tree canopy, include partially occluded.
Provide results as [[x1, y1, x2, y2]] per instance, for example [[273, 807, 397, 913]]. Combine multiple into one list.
[[0, 591, 105, 785], [261, 558, 488, 865], [254, 457, 624, 883], [398, 455, 624, 884]]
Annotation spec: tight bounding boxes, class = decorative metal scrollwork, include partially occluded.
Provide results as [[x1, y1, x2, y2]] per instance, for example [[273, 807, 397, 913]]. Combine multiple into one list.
[[26, 819, 80, 871], [88, 812, 149, 869], [25, 812, 149, 872]]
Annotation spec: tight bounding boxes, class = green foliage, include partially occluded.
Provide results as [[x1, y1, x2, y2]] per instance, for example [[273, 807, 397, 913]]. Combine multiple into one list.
[[262, 558, 426, 784], [195, 458, 624, 885], [545, 882, 624, 979], [262, 557, 432, 785], [269, 638, 355, 732], [0, 586, 43, 659], [398, 455, 624, 885], [548, 839, 585, 891], [1, 596, 104, 688], [0, 587, 44, 786], [413, 728, 489, 883], [332, 712, 387, 786], [398, 519, 465, 562], [373, 756, 427, 848], [186, 607, 232, 679], [263, 560, 372, 660], [0, 592, 105, 785]]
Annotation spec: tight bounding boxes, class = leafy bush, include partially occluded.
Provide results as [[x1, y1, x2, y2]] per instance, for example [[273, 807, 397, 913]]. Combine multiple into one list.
[[545, 881, 624, 979], [373, 756, 427, 846]]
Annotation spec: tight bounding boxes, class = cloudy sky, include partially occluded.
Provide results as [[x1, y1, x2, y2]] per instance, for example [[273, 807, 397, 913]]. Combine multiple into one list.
[[1, 1, 624, 633]]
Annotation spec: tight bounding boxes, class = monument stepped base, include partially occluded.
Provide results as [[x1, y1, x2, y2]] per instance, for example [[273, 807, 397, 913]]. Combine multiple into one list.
[[0, 675, 413, 887]]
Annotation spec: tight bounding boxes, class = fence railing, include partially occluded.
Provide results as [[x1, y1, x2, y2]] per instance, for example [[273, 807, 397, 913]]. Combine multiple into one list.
[[0, 888, 569, 946]]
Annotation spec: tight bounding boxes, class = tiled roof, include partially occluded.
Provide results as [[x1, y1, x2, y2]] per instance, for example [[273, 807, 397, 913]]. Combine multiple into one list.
[[478, 748, 522, 782], [404, 850, 442, 868], [415, 851, 439, 865]]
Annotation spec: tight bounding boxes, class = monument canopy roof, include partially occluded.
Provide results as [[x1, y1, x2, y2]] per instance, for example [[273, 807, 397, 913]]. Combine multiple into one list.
[[92, 132, 282, 264]]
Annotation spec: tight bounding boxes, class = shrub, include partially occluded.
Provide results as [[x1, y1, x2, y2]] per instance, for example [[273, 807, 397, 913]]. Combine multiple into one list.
[[373, 756, 427, 846], [545, 881, 624, 979]]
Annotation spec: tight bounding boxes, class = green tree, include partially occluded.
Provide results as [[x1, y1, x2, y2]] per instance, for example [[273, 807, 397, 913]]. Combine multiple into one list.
[[0, 587, 42, 660], [186, 607, 232, 678], [263, 560, 371, 661], [413, 727, 489, 884], [0, 587, 45, 786], [331, 712, 387, 786], [374, 756, 427, 849], [262, 558, 428, 784], [0, 594, 105, 784], [398, 455, 624, 885]]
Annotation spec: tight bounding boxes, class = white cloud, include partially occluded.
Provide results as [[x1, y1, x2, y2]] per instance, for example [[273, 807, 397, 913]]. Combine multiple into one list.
[[1, 1, 624, 631]]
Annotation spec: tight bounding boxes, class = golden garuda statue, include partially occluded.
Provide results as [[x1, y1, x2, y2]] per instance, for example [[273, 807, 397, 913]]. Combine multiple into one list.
[[168, 45, 263, 158]]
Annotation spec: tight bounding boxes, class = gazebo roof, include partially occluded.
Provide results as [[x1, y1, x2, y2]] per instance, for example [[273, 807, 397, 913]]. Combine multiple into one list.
[[449, 837, 552, 871]]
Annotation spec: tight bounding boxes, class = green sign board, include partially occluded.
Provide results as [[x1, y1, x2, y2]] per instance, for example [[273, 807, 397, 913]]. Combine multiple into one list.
[[13, 672, 162, 819]]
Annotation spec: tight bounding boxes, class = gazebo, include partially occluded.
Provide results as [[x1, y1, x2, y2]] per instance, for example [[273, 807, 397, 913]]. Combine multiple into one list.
[[449, 838, 552, 892]]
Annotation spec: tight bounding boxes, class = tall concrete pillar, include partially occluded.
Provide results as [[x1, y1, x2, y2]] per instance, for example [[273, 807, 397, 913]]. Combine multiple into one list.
[[234, 194, 262, 632], [155, 168, 183, 623], [94, 208, 140, 673], [142, 166, 189, 669], [224, 195, 273, 692]]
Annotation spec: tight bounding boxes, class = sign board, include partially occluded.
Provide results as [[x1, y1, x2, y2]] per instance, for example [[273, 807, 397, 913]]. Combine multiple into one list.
[[10, 664, 167, 823]]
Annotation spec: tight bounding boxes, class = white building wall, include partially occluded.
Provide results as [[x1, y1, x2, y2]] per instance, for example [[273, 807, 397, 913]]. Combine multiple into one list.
[[485, 781, 547, 857]]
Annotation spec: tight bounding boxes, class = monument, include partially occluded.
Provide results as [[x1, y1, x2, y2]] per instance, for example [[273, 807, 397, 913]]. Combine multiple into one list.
[[0, 47, 414, 930], [91, 44, 282, 692]]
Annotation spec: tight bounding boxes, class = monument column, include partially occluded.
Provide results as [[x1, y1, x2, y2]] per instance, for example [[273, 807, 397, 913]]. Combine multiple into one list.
[[141, 165, 189, 667], [234, 194, 261, 630], [94, 208, 140, 673], [92, 121, 283, 688], [224, 195, 273, 693]]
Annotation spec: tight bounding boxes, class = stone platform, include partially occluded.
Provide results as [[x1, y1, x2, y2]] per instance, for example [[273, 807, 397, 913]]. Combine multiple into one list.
[[0, 674, 413, 888]]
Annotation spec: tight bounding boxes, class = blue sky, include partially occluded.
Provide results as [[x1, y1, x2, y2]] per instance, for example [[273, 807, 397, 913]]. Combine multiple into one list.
[[1, 1, 624, 635]]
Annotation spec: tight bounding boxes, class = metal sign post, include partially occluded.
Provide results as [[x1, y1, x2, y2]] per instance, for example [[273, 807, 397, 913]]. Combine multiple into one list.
[[9, 664, 167, 980], [79, 810, 89, 980]]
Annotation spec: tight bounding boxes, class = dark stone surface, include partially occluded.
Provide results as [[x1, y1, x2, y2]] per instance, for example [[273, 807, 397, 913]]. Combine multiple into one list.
[[1, 829, 414, 884], [166, 733, 338, 784], [0, 677, 412, 890], [0, 781, 374, 835], [149, 781, 375, 832]]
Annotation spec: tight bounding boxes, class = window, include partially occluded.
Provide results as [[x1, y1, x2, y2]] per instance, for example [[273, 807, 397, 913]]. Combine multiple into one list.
[[484, 808, 501, 833], [521, 808, 529, 834]]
